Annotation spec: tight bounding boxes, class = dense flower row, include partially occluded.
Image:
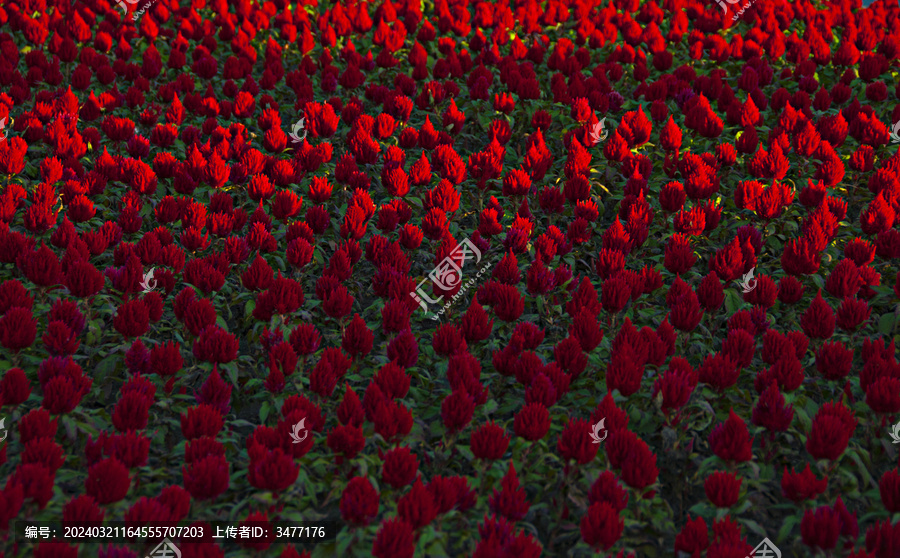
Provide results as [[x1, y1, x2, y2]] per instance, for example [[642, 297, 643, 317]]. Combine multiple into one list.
[[1, 0, 900, 556]]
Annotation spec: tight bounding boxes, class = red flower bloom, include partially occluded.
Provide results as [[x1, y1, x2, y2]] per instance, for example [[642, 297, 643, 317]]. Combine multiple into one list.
[[85, 457, 131, 505], [112, 299, 150, 339], [800, 290, 836, 339], [386, 328, 418, 368], [397, 479, 438, 529], [441, 390, 475, 432], [1, 367, 31, 406], [340, 476, 379, 525], [705, 471, 742, 508], [193, 325, 239, 364], [801, 504, 847, 551], [0, 306, 37, 352], [708, 410, 753, 463], [248, 446, 299, 492], [471, 421, 510, 461], [372, 518, 414, 558], [489, 462, 531, 521], [782, 463, 828, 503], [182, 454, 230, 501], [181, 404, 224, 440], [111, 391, 153, 432], [382, 445, 419, 489], [514, 402, 550, 441], [806, 401, 857, 461], [580, 501, 623, 550], [557, 417, 598, 464]]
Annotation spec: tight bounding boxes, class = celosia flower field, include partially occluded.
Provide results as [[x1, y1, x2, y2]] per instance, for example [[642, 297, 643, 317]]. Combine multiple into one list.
[[2, 0, 900, 556]]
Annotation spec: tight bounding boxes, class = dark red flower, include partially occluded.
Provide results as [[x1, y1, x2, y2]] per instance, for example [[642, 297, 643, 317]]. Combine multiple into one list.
[[342, 313, 373, 358], [248, 446, 299, 492], [85, 457, 131, 505], [372, 518, 414, 558], [514, 402, 550, 441], [182, 454, 230, 501], [488, 462, 530, 521], [386, 328, 418, 368], [557, 417, 598, 464], [192, 325, 239, 364], [580, 501, 623, 550], [180, 404, 224, 440], [782, 463, 828, 503], [441, 390, 475, 432], [111, 391, 153, 432], [708, 410, 753, 463], [816, 341, 853, 380], [397, 479, 438, 530], [806, 401, 857, 461], [0, 307, 37, 352], [341, 476, 379, 525], [704, 471, 742, 508], [675, 515, 709, 555], [382, 446, 419, 489], [800, 290, 836, 339], [471, 421, 509, 461]]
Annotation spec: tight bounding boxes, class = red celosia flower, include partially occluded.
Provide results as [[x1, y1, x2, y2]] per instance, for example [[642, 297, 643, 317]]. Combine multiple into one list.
[[471, 421, 510, 461], [0, 306, 37, 353], [85, 457, 131, 505], [382, 445, 419, 489], [489, 462, 531, 521], [806, 401, 857, 461], [514, 402, 550, 441], [800, 290, 836, 339], [580, 501, 623, 550], [0, 367, 31, 406], [181, 404, 224, 440], [441, 390, 475, 432], [182, 454, 230, 500], [193, 325, 239, 364], [704, 471, 742, 508], [782, 463, 828, 503], [557, 417, 598, 464], [397, 479, 437, 529], [372, 518, 414, 558], [708, 410, 753, 463], [340, 476, 379, 525]]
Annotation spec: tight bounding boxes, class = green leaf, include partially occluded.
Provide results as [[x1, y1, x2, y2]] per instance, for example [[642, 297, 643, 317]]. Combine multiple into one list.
[[260, 401, 271, 423], [724, 289, 743, 315], [777, 514, 800, 541], [878, 312, 897, 335]]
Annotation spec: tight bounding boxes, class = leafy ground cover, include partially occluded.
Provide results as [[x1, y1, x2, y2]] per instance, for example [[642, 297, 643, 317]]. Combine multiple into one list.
[[1, 0, 900, 556]]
